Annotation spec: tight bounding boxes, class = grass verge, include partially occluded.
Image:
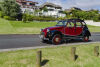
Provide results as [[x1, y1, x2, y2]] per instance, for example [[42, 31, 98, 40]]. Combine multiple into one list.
[[9, 21, 56, 34], [0, 43, 100, 67]]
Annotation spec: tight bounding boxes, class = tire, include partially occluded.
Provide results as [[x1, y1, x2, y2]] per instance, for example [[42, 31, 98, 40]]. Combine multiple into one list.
[[83, 36, 89, 42], [52, 34, 62, 45]]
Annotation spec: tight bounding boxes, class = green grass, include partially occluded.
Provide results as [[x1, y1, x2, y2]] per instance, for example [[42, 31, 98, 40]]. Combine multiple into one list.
[[9, 21, 56, 34], [0, 18, 15, 34], [88, 25, 100, 32], [0, 43, 100, 67], [0, 18, 56, 34], [0, 18, 100, 34]]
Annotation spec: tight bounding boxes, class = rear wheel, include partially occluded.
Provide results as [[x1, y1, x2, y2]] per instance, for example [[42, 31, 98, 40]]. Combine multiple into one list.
[[83, 36, 89, 42], [52, 34, 62, 45]]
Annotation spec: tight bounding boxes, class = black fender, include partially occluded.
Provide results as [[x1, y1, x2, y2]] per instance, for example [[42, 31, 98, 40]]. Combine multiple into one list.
[[49, 30, 63, 39]]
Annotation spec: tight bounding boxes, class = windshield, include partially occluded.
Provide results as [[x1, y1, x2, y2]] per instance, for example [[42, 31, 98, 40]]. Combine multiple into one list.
[[56, 21, 67, 26]]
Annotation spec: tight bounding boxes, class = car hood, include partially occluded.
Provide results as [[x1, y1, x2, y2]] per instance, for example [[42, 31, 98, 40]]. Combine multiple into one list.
[[43, 26, 64, 32]]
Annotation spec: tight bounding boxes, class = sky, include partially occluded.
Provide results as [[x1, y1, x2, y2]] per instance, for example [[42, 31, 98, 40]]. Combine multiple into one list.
[[29, 0, 100, 10]]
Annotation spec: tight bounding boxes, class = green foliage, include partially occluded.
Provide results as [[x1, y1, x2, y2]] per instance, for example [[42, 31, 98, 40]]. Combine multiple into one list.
[[22, 14, 34, 22], [1, 0, 22, 20], [27, 15, 34, 21], [3, 16, 11, 20], [22, 14, 28, 23], [32, 16, 57, 21], [90, 9, 99, 14], [57, 17, 67, 20], [65, 9, 100, 21], [34, 9, 41, 16], [22, 13, 58, 22], [42, 6, 48, 12], [3, 16, 15, 20], [93, 15, 100, 22], [0, 6, 1, 11], [0, 11, 3, 18]]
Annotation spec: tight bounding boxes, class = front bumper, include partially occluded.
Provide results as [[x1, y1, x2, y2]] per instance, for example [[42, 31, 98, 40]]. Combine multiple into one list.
[[39, 32, 49, 40]]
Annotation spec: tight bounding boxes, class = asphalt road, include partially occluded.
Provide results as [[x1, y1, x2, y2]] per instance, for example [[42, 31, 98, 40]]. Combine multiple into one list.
[[0, 33, 100, 49]]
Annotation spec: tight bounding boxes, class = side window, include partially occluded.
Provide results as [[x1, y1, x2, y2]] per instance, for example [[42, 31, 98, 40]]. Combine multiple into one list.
[[67, 22, 74, 27], [67, 22, 71, 27], [76, 22, 82, 27], [70, 22, 74, 27], [65, 21, 68, 25]]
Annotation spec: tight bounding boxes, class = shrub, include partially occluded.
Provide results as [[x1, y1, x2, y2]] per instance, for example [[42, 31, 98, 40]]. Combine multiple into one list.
[[2, 0, 22, 19], [22, 14, 33, 22], [3, 16, 15, 20], [27, 15, 34, 21], [33, 16, 57, 21], [4, 16, 11, 20], [22, 14, 28, 22], [22, 13, 65, 22]]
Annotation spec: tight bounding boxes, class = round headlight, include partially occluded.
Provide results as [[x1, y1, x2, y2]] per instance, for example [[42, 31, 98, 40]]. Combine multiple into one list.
[[47, 29, 50, 32], [40, 29, 43, 32]]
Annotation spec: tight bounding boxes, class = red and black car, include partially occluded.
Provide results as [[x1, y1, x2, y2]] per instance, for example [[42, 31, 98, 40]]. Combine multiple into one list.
[[40, 19, 91, 45]]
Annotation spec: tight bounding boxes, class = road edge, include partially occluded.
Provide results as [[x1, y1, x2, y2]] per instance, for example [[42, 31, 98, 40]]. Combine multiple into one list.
[[0, 41, 100, 52]]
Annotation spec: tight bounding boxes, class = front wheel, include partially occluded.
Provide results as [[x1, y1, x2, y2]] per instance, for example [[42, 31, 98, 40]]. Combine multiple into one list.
[[83, 36, 89, 42], [52, 34, 62, 45]]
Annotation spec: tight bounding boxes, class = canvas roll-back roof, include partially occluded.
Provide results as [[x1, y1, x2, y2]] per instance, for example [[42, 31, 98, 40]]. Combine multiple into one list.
[[62, 19, 84, 22]]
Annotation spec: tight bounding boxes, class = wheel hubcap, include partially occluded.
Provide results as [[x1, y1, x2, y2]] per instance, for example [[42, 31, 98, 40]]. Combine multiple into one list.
[[53, 35, 61, 45], [55, 38, 60, 42]]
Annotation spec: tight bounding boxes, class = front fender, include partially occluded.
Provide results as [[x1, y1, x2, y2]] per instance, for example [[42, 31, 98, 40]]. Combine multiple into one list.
[[50, 30, 62, 38], [46, 30, 63, 40]]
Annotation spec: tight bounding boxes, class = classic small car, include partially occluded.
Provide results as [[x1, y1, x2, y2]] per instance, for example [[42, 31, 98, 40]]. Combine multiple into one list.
[[40, 19, 91, 45]]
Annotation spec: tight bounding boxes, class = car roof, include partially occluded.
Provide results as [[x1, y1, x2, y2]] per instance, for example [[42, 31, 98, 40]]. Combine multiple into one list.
[[60, 19, 84, 22]]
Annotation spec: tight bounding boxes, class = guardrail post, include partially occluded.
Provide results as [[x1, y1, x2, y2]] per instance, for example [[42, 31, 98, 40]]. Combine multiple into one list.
[[36, 50, 42, 67], [71, 47, 76, 61], [94, 46, 99, 57]]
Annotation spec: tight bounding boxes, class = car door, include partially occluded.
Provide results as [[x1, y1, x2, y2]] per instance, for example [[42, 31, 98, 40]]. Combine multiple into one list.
[[75, 21, 83, 35], [65, 21, 76, 36]]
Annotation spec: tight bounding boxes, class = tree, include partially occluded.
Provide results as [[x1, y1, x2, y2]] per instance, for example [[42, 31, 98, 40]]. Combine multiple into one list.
[[22, 13, 34, 22], [34, 9, 41, 16], [68, 9, 100, 20], [93, 14, 100, 22], [1, 0, 22, 19], [22, 14, 28, 23]]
